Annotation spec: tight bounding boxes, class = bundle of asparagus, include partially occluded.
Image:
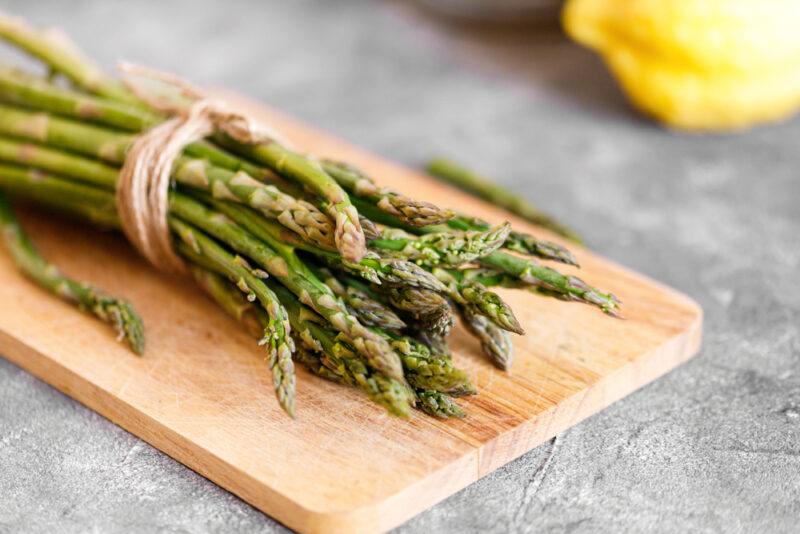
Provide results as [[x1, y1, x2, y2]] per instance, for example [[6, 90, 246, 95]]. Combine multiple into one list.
[[0, 15, 620, 419]]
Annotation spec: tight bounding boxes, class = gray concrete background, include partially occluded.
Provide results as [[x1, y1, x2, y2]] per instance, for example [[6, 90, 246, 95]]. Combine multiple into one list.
[[1, 1, 799, 532]]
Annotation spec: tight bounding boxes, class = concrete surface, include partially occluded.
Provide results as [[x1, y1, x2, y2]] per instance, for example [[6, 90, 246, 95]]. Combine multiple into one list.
[[1, 1, 799, 532]]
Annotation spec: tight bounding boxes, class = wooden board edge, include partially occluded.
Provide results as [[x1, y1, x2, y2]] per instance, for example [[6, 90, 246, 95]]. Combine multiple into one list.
[[366, 300, 704, 533], [0, 327, 317, 532], [284, 296, 705, 533], [476, 302, 703, 476], [0, 321, 482, 534]]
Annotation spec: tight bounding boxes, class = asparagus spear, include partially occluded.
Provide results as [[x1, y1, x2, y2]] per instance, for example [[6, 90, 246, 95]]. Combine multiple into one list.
[[0, 27, 368, 263], [189, 265, 264, 339], [321, 160, 454, 227], [168, 193, 406, 383], [260, 275, 413, 416], [0, 163, 119, 227], [385, 334, 471, 394], [0, 21, 366, 261], [0, 192, 144, 354], [459, 306, 514, 371], [314, 266, 406, 331], [0, 65, 159, 130], [0, 14, 141, 105], [208, 198, 446, 291], [381, 286, 455, 337], [432, 268, 524, 335], [0, 136, 119, 188], [370, 223, 511, 268], [415, 389, 465, 419], [214, 135, 367, 262], [0, 68, 444, 249], [0, 66, 283, 186], [426, 158, 583, 243], [479, 251, 621, 317], [436, 213, 578, 266], [170, 219, 297, 416], [0, 109, 336, 250]]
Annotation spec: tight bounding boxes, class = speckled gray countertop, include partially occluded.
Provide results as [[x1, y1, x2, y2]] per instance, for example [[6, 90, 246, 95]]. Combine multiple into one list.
[[1, 1, 798, 533]]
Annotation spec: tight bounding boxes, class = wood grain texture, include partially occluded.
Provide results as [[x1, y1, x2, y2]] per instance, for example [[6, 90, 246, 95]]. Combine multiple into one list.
[[0, 92, 702, 534]]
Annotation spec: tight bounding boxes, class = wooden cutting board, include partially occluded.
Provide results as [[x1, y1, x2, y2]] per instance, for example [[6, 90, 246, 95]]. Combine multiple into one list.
[[0, 92, 702, 534]]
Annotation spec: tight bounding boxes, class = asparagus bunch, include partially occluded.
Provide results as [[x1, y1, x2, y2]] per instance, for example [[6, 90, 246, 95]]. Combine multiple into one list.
[[0, 16, 621, 419]]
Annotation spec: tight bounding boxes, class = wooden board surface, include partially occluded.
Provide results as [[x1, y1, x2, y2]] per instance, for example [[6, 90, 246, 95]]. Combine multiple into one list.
[[0, 92, 702, 533]]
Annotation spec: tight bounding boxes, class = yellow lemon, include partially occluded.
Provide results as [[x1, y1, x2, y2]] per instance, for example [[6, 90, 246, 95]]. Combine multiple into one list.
[[562, 0, 800, 131]]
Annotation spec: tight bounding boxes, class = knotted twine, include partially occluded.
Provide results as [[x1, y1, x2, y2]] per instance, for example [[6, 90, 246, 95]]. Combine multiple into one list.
[[116, 63, 291, 273]]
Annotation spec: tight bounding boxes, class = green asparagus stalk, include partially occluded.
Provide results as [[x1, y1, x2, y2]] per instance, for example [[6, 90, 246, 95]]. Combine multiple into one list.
[[187, 261, 297, 418], [385, 334, 471, 394], [479, 251, 621, 317], [0, 163, 119, 227], [321, 160, 454, 227], [459, 306, 513, 371], [0, 192, 144, 354], [415, 389, 465, 419], [260, 275, 413, 416], [0, 65, 159, 130], [0, 68, 434, 256], [208, 198, 446, 292], [0, 34, 367, 263], [187, 263, 413, 416], [0, 108, 336, 250], [426, 157, 583, 243], [437, 213, 578, 266], [370, 223, 511, 268], [189, 265, 264, 339], [381, 286, 455, 337], [0, 14, 141, 105], [0, 136, 118, 188], [214, 134, 367, 262], [432, 268, 524, 335], [0, 66, 283, 186], [170, 219, 297, 416], [168, 193, 405, 383], [503, 231, 578, 266], [314, 266, 406, 331]]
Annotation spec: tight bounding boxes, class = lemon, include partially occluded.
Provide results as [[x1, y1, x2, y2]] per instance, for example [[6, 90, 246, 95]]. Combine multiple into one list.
[[562, 0, 800, 131]]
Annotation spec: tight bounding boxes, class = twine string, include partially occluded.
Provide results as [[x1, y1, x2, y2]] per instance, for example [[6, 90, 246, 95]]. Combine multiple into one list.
[[115, 63, 288, 273]]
